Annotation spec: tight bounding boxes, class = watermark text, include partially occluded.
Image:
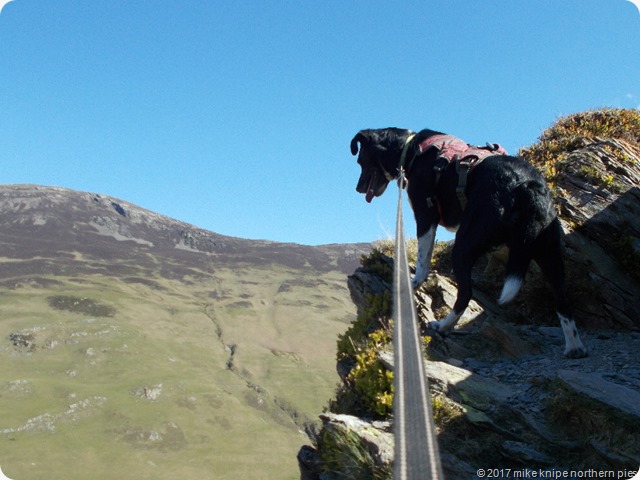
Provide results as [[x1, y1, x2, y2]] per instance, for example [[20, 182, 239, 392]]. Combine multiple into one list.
[[476, 468, 639, 479]]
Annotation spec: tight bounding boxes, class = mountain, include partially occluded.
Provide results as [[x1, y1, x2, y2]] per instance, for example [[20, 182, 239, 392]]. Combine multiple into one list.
[[0, 184, 370, 480], [0, 184, 366, 279], [299, 109, 640, 479]]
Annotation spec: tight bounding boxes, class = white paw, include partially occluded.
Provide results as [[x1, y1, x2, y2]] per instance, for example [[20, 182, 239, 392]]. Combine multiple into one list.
[[563, 346, 588, 359], [434, 310, 463, 333]]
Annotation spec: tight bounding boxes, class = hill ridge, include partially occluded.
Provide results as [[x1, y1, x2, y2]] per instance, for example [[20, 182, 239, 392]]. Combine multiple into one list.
[[0, 183, 368, 281]]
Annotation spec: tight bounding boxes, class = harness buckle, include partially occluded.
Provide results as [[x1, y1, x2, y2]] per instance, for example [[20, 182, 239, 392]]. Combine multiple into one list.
[[433, 156, 449, 173], [397, 167, 408, 190]]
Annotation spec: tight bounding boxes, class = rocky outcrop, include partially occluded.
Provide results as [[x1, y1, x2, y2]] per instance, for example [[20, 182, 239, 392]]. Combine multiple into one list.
[[299, 109, 640, 479]]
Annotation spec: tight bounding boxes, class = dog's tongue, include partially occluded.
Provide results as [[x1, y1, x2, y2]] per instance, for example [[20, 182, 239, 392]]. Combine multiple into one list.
[[365, 174, 375, 203], [365, 189, 374, 203]]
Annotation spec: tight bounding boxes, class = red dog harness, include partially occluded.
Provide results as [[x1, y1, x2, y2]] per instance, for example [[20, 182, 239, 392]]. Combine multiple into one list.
[[402, 133, 508, 227], [418, 133, 508, 165]]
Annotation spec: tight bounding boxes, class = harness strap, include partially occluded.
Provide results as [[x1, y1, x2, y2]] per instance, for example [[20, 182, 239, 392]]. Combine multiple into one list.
[[455, 155, 480, 211]]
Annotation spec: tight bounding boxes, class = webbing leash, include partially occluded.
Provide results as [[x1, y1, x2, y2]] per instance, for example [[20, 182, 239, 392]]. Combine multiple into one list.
[[393, 168, 444, 480]]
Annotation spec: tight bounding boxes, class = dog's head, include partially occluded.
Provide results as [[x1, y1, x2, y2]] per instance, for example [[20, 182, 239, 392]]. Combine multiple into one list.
[[350, 128, 413, 203]]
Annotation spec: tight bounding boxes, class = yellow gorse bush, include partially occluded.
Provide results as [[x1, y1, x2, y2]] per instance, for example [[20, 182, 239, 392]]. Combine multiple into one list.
[[519, 108, 640, 184]]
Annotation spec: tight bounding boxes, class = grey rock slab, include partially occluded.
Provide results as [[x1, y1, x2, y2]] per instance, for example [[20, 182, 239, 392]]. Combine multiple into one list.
[[379, 350, 515, 411], [557, 369, 640, 419]]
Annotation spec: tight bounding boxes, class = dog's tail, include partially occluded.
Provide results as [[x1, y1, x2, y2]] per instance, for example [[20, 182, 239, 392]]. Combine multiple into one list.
[[498, 274, 524, 305], [498, 180, 552, 305], [499, 242, 535, 305]]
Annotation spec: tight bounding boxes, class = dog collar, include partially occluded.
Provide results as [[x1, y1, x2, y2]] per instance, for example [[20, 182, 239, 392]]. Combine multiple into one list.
[[398, 133, 417, 174]]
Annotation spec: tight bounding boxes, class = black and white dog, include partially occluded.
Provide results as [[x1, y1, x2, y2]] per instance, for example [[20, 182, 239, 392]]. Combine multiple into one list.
[[351, 127, 587, 359]]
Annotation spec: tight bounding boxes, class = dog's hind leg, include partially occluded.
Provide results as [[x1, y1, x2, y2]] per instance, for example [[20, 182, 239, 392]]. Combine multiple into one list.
[[533, 220, 587, 358]]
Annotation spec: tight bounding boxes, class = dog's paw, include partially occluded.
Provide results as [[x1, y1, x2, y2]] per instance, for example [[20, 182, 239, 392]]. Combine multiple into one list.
[[563, 346, 588, 359], [427, 320, 442, 332]]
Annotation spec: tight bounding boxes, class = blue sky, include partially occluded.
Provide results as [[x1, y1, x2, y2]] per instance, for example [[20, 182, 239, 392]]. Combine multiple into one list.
[[0, 1, 638, 245]]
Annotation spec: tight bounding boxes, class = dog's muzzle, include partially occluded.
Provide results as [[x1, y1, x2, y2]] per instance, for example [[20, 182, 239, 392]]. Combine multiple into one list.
[[364, 171, 378, 203], [357, 169, 389, 203]]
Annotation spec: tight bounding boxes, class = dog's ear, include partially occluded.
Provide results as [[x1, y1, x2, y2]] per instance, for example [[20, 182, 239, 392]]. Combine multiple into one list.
[[350, 131, 370, 156]]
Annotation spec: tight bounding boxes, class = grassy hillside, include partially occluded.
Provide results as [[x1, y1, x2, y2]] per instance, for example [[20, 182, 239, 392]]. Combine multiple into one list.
[[0, 184, 365, 480], [0, 266, 354, 479]]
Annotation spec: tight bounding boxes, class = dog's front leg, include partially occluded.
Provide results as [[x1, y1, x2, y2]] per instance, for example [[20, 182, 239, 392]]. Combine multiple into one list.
[[412, 224, 437, 289]]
